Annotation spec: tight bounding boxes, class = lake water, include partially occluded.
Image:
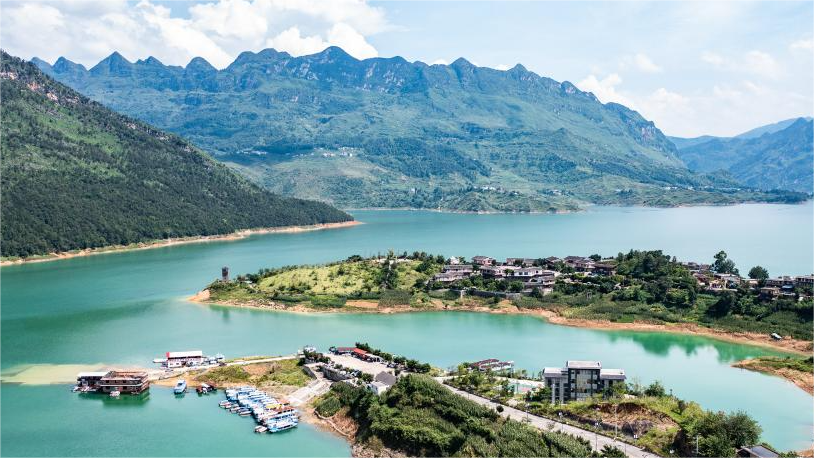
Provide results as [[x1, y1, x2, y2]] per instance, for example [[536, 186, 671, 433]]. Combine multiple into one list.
[[2, 203, 812, 454]]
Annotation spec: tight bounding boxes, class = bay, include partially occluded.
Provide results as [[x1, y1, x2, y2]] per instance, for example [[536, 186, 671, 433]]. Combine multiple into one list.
[[2, 203, 812, 454]]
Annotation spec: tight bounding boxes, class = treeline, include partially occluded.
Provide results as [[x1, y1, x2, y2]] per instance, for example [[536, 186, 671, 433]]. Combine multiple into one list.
[[316, 374, 597, 457], [0, 52, 351, 258]]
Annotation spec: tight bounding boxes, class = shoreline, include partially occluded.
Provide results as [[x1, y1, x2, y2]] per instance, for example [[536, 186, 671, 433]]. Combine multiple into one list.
[[191, 293, 812, 356], [732, 358, 814, 395], [0, 221, 361, 267]]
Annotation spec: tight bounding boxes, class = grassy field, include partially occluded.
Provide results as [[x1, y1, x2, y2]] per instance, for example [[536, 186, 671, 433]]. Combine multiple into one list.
[[195, 359, 310, 390]]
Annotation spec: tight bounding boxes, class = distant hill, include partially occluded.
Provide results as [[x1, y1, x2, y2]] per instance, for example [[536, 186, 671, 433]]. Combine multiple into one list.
[[33, 47, 801, 212], [670, 118, 813, 193], [1, 51, 351, 258]]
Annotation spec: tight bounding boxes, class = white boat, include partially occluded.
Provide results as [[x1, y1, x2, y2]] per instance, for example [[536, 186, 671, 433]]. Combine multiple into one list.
[[174, 379, 187, 394], [267, 418, 298, 433], [109, 390, 120, 397]]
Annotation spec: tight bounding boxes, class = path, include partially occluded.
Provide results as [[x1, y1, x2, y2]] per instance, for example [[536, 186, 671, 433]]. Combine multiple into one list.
[[440, 383, 661, 458]]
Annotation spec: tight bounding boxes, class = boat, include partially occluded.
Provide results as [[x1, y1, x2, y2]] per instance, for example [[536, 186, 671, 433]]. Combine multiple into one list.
[[173, 379, 187, 394], [255, 425, 268, 433], [267, 418, 298, 433], [109, 390, 120, 397]]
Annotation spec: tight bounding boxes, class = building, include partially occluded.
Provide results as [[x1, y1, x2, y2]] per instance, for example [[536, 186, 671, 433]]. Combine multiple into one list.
[[98, 371, 150, 394], [765, 276, 795, 288], [541, 360, 626, 403], [794, 275, 814, 288], [592, 263, 617, 276], [367, 370, 399, 395], [76, 371, 109, 390], [480, 265, 510, 278], [736, 445, 779, 458], [321, 364, 353, 382], [443, 264, 474, 274], [472, 256, 496, 266], [221, 266, 229, 282], [470, 358, 514, 372], [506, 267, 545, 278], [432, 272, 468, 283], [330, 346, 356, 355], [165, 350, 204, 368]]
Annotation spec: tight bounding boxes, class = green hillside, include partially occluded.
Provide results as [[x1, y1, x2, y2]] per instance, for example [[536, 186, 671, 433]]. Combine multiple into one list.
[[673, 118, 813, 193], [35, 47, 804, 211], [0, 51, 351, 258]]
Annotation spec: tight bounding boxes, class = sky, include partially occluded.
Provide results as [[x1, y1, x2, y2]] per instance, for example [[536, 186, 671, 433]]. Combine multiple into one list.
[[1, 0, 812, 137]]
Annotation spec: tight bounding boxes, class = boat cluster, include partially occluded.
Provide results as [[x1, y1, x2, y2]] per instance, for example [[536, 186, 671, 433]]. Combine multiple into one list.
[[219, 387, 299, 434]]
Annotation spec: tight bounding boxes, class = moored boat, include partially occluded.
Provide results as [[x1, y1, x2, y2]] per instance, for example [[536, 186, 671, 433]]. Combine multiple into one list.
[[173, 379, 187, 394]]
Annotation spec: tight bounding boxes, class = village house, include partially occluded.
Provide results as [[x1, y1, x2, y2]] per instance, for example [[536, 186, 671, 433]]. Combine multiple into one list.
[[480, 265, 511, 278], [765, 276, 795, 288], [794, 275, 814, 288], [472, 256, 496, 266], [367, 371, 398, 395], [443, 264, 474, 274], [506, 257, 536, 267], [592, 262, 617, 276]]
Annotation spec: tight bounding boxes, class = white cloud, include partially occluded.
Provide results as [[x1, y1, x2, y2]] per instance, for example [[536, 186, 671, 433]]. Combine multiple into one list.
[[701, 51, 724, 66], [790, 38, 814, 51], [700, 49, 781, 79], [743, 50, 779, 79], [0, 0, 389, 68], [576, 73, 636, 108], [620, 53, 662, 73]]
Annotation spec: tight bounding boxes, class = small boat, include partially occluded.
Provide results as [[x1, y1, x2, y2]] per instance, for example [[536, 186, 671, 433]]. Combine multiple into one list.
[[255, 425, 268, 433], [267, 419, 298, 433], [109, 390, 121, 397], [174, 379, 187, 395]]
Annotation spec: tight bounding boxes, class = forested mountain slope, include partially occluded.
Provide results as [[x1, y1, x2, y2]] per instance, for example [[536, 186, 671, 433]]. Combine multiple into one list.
[[35, 47, 802, 211], [672, 118, 813, 193], [1, 51, 351, 258]]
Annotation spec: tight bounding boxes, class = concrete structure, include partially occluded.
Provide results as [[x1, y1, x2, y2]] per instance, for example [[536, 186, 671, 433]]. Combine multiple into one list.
[[98, 371, 150, 394], [76, 371, 108, 390], [542, 361, 626, 403], [221, 266, 229, 282]]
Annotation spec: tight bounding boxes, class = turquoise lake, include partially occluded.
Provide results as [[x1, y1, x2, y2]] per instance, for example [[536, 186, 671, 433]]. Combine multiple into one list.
[[2, 203, 812, 455]]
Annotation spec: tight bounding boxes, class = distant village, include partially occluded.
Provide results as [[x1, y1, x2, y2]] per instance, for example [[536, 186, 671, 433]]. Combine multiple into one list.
[[430, 254, 814, 300]]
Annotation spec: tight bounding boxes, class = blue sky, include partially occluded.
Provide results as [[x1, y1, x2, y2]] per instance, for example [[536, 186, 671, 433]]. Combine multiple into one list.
[[2, 0, 811, 136]]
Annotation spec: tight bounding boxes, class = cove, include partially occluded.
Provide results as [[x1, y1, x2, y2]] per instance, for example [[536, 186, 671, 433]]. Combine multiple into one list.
[[2, 204, 812, 455]]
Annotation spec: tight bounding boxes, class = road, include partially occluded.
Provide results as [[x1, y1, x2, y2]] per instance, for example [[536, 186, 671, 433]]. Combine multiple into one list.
[[441, 383, 661, 458]]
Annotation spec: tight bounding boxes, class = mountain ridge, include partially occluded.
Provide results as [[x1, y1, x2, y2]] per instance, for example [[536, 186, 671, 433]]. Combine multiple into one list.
[[671, 118, 813, 193], [1, 50, 351, 258], [34, 47, 804, 211]]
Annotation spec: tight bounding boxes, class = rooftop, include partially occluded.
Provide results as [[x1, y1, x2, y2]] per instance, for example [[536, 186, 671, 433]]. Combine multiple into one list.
[[567, 360, 601, 370], [166, 350, 203, 358]]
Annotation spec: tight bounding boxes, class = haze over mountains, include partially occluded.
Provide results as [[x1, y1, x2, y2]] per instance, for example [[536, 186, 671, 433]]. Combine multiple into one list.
[[670, 118, 813, 193], [1, 51, 351, 258], [35, 47, 805, 212]]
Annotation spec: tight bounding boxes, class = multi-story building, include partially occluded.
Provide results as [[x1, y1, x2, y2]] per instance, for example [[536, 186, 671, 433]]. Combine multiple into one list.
[[98, 371, 150, 395], [472, 256, 496, 266], [541, 360, 625, 403]]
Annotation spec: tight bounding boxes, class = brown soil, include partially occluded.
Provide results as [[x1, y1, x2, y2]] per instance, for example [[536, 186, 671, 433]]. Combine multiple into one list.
[[596, 402, 677, 432]]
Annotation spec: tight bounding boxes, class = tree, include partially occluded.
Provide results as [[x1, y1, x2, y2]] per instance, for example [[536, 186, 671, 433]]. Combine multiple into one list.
[[595, 445, 627, 457], [589, 254, 602, 262], [708, 291, 737, 318], [644, 380, 666, 397], [508, 281, 524, 292], [712, 251, 739, 275], [748, 266, 769, 284]]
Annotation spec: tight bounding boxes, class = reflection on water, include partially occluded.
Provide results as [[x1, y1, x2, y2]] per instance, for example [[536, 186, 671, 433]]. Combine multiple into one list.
[[603, 330, 781, 362]]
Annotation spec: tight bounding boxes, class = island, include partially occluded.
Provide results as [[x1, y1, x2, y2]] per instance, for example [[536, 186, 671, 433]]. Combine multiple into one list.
[[195, 250, 813, 392]]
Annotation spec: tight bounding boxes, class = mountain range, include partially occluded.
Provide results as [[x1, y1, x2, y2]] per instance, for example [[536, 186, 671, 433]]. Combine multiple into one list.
[[669, 118, 813, 193], [34, 47, 804, 212], [1, 51, 351, 258]]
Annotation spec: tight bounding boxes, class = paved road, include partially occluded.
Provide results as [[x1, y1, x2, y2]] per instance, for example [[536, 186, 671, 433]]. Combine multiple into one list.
[[442, 384, 661, 458]]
